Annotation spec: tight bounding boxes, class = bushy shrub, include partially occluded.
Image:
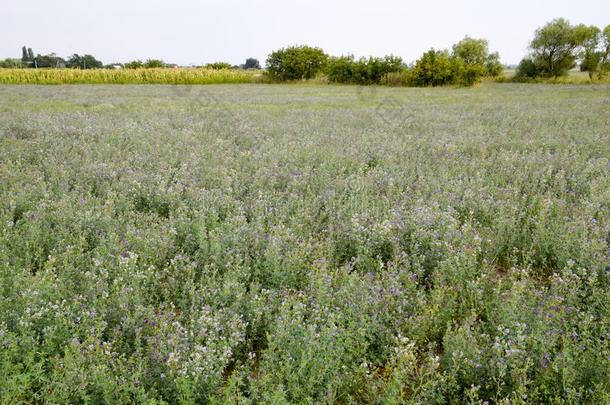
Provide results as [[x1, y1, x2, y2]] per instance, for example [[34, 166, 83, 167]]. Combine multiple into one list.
[[124, 60, 144, 69], [380, 70, 414, 86], [242, 58, 261, 70], [411, 49, 460, 86], [452, 37, 504, 78], [517, 18, 609, 79], [325, 55, 357, 83], [514, 57, 542, 80], [411, 43, 498, 87], [124, 60, 167, 69], [265, 45, 328, 81], [456, 62, 488, 86], [206, 62, 233, 70], [0, 58, 24, 68], [144, 59, 166, 68], [326, 55, 404, 85], [32, 53, 66, 68], [485, 52, 504, 76], [66, 54, 103, 69]]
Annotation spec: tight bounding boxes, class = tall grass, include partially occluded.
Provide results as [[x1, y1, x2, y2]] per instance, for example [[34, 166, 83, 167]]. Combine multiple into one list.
[[3, 67, 609, 86], [496, 69, 610, 84], [0, 68, 263, 84]]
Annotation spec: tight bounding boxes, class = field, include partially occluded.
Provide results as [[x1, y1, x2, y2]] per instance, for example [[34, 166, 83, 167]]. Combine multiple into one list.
[[499, 69, 610, 84], [3, 67, 610, 86], [0, 68, 262, 85], [1, 83, 609, 403]]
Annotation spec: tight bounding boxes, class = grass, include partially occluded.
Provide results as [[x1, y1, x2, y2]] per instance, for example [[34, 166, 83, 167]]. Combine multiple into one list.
[[0, 83, 609, 403], [498, 68, 610, 84], [0, 68, 262, 85]]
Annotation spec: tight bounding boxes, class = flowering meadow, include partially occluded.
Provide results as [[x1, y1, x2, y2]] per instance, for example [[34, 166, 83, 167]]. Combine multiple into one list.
[[0, 83, 609, 403]]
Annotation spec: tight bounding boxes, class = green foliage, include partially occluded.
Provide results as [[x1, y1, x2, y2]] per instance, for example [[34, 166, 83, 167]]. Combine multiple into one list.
[[144, 59, 166, 68], [326, 55, 404, 84], [66, 54, 103, 69], [19, 47, 35, 64], [452, 37, 504, 80], [21, 46, 29, 62], [243, 58, 261, 69], [412, 49, 461, 86], [33, 53, 66, 68], [206, 62, 233, 70], [579, 24, 610, 79], [519, 18, 607, 79], [380, 69, 414, 86], [411, 38, 501, 87], [576, 25, 602, 78], [123, 59, 167, 69], [266, 45, 328, 81], [452, 37, 489, 66], [485, 52, 504, 77], [602, 25, 610, 76], [325, 55, 356, 83], [0, 59, 24, 68], [530, 18, 580, 77], [124, 60, 144, 69], [514, 57, 540, 80]]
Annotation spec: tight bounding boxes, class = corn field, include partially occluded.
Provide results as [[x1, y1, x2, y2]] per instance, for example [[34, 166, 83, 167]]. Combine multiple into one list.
[[0, 68, 262, 85]]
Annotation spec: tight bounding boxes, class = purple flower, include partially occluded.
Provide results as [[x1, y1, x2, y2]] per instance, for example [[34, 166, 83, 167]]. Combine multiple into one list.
[[540, 354, 551, 369]]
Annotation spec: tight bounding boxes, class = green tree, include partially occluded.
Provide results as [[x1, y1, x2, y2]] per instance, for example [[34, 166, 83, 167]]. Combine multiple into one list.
[[67, 54, 103, 69], [34, 53, 66, 68], [577, 25, 602, 79], [527, 18, 586, 77], [206, 62, 232, 70], [266, 45, 328, 81], [362, 56, 404, 83], [21, 46, 29, 62], [243, 58, 261, 69], [124, 60, 144, 69], [326, 55, 357, 83], [143, 59, 165, 68], [485, 52, 504, 76], [452, 37, 503, 78], [600, 25, 610, 77], [514, 58, 540, 80], [326, 55, 404, 84], [452, 37, 489, 66], [27, 48, 34, 60], [0, 58, 24, 68], [412, 49, 459, 86]]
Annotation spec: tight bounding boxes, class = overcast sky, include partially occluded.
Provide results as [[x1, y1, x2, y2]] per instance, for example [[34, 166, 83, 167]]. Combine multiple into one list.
[[3, 0, 609, 66]]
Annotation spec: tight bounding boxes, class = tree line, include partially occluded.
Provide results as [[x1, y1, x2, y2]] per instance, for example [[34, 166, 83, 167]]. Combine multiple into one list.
[[0, 48, 262, 71], [0, 47, 105, 69], [516, 19, 610, 80], [12, 47, 105, 69], [266, 19, 609, 86], [2, 18, 608, 85], [266, 37, 503, 86]]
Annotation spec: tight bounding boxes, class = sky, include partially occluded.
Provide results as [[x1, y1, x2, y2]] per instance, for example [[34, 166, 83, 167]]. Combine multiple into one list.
[[3, 0, 609, 66]]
